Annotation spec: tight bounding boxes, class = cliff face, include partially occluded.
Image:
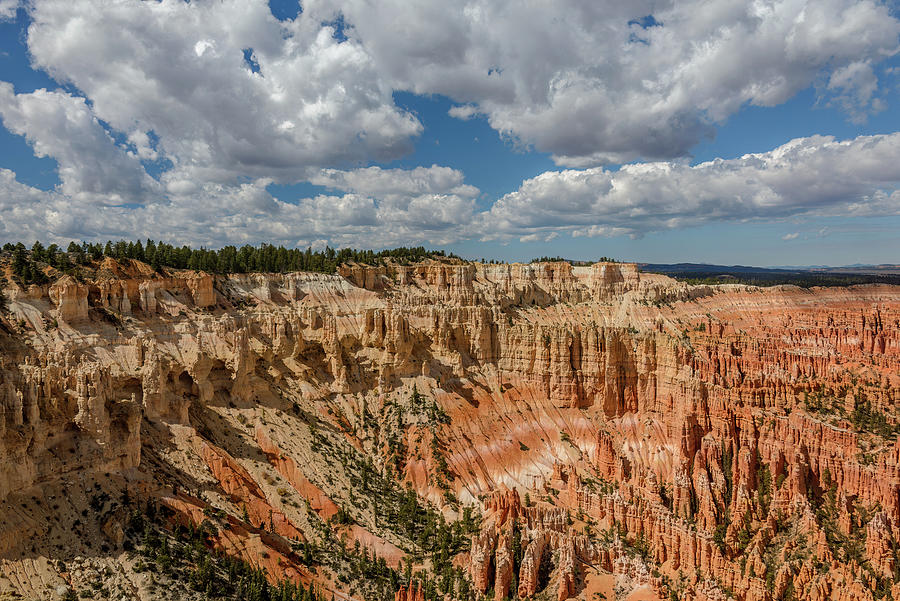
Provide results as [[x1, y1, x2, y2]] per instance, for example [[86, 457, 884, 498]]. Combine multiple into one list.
[[0, 260, 898, 601]]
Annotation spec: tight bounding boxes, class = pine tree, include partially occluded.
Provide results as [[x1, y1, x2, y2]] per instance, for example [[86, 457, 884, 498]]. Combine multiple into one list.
[[12, 245, 27, 278], [31, 241, 45, 263]]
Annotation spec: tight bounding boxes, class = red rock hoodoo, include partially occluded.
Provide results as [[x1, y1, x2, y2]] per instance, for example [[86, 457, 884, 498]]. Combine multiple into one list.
[[0, 259, 897, 601]]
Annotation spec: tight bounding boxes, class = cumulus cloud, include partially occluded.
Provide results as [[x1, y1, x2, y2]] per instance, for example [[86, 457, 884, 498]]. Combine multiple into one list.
[[0, 1, 17, 20], [309, 165, 479, 199], [1, 0, 899, 249], [519, 231, 559, 243], [0, 84, 161, 204], [782, 232, 800, 241], [309, 165, 480, 235], [0, 165, 479, 249], [24, 0, 422, 187], [826, 61, 885, 122], [3, 132, 899, 248], [13, 0, 898, 187], [2, 132, 899, 248], [481, 133, 900, 240], [447, 105, 482, 121], [335, 0, 900, 165]]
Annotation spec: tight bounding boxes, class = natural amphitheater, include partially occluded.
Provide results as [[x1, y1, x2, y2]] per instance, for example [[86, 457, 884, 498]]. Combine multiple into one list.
[[0, 248, 897, 601]]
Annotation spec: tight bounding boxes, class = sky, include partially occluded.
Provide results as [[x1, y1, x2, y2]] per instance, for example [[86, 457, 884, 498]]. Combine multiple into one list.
[[0, 0, 899, 266]]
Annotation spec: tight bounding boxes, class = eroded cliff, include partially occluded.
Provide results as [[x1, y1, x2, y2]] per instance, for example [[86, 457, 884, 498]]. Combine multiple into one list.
[[0, 259, 897, 601]]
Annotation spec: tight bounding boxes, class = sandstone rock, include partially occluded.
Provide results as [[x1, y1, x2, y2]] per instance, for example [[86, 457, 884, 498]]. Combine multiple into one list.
[[494, 530, 514, 600], [517, 530, 549, 598], [394, 580, 425, 601], [470, 529, 497, 593], [864, 511, 896, 579], [0, 259, 896, 601], [49, 276, 89, 322]]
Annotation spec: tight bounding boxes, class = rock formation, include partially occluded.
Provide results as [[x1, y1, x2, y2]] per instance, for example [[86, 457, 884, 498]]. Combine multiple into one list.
[[0, 258, 897, 601]]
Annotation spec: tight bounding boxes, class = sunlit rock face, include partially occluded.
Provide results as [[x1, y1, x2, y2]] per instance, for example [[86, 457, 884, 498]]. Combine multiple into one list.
[[0, 259, 898, 601]]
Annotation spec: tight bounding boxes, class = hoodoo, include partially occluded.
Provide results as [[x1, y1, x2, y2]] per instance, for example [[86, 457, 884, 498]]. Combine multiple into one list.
[[0, 258, 897, 601]]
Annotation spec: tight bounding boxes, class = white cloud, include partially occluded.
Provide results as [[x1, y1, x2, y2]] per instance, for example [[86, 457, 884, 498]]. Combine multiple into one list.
[[827, 61, 883, 122], [782, 232, 800, 241], [309, 165, 479, 200], [3, 132, 898, 249], [13, 0, 898, 189], [0, 84, 161, 205], [24, 0, 422, 186], [519, 231, 559, 243], [0, 165, 479, 249], [1, 0, 899, 250], [0, 0, 18, 21], [447, 105, 481, 121], [334, 0, 900, 165], [480, 133, 900, 240]]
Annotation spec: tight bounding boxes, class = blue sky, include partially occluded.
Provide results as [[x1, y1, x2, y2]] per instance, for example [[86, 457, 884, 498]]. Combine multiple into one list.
[[1, 0, 899, 266]]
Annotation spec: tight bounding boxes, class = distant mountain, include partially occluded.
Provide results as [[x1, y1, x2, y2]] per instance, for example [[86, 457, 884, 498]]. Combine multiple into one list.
[[640, 262, 900, 286], [644, 262, 900, 275], [806, 264, 900, 275], [642, 262, 800, 274]]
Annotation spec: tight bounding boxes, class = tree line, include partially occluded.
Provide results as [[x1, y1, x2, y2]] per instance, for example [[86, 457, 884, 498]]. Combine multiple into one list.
[[1, 240, 456, 285], [530, 255, 618, 265]]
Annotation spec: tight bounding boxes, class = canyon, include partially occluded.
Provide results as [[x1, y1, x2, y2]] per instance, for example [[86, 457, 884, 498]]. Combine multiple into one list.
[[0, 257, 897, 601]]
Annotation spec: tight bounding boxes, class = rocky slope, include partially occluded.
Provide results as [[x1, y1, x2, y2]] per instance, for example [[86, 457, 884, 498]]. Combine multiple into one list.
[[0, 258, 897, 601]]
